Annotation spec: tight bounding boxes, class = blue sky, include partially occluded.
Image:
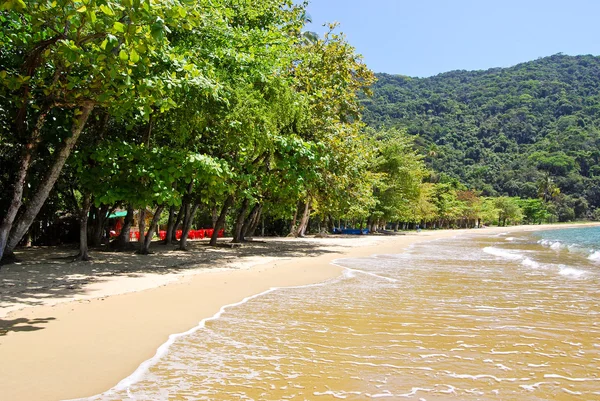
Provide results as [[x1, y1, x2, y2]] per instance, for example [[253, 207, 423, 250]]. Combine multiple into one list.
[[303, 0, 600, 77]]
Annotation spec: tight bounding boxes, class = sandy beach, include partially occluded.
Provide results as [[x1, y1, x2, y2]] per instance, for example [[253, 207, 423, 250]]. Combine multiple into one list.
[[0, 223, 598, 401]]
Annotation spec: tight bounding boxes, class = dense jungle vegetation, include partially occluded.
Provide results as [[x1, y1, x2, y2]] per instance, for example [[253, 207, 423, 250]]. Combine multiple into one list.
[[362, 54, 600, 222]]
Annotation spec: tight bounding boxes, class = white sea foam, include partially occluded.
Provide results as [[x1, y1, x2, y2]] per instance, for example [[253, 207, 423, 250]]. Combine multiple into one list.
[[334, 264, 398, 283], [588, 251, 600, 262], [314, 390, 362, 398], [483, 246, 524, 261], [521, 257, 540, 268], [505, 237, 515, 241], [544, 373, 600, 382], [558, 265, 587, 278], [539, 239, 563, 250]]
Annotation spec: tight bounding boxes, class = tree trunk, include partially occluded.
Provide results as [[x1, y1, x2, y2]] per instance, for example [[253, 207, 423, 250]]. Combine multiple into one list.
[[90, 203, 110, 247], [74, 193, 92, 261], [4, 102, 95, 257], [179, 203, 199, 251], [164, 205, 176, 245], [112, 206, 134, 250], [289, 206, 298, 236], [295, 200, 311, 237], [327, 215, 335, 233], [137, 209, 147, 254], [232, 198, 250, 243], [171, 203, 185, 242], [210, 195, 234, 246], [243, 204, 262, 238], [0, 106, 51, 263], [211, 205, 218, 229], [140, 205, 164, 254]]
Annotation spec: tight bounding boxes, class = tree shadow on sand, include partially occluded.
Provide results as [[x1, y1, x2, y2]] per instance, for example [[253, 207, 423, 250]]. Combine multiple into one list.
[[1, 237, 352, 315], [0, 316, 56, 336]]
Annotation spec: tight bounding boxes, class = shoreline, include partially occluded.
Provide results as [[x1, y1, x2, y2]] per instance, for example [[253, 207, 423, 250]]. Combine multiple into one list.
[[1, 223, 598, 401]]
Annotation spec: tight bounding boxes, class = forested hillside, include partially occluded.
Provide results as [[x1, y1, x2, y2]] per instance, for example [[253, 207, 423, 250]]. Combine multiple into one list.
[[362, 54, 600, 221]]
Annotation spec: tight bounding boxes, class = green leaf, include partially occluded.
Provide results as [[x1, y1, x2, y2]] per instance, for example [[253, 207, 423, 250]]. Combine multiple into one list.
[[76, 5, 86, 12], [99, 4, 114, 16], [113, 21, 125, 33], [119, 49, 128, 61], [130, 48, 140, 63]]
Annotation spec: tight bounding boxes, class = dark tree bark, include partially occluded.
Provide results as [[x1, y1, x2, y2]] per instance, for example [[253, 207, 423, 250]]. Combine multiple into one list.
[[211, 204, 218, 229], [327, 215, 335, 233], [74, 193, 92, 261], [232, 198, 249, 243], [4, 102, 95, 259], [242, 203, 262, 239], [140, 205, 164, 254], [137, 209, 147, 254], [164, 205, 176, 245], [171, 203, 185, 242], [112, 206, 134, 250], [0, 106, 51, 262], [90, 203, 111, 247], [179, 203, 199, 251], [210, 195, 234, 246]]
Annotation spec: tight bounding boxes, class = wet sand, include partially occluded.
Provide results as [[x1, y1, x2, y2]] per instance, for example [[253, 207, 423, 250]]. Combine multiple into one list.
[[0, 224, 597, 401]]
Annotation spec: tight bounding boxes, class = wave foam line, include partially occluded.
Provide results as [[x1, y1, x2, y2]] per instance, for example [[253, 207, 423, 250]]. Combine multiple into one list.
[[483, 246, 524, 261], [331, 259, 398, 283], [544, 374, 600, 382], [589, 251, 600, 262]]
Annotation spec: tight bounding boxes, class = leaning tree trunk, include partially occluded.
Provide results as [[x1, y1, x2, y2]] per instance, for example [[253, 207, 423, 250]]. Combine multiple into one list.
[[140, 205, 164, 254], [232, 198, 249, 244], [210, 195, 234, 246], [179, 203, 199, 251], [211, 204, 218, 229], [4, 102, 95, 259], [171, 203, 185, 242], [295, 199, 311, 237], [242, 203, 262, 239], [74, 193, 92, 261], [112, 206, 134, 250], [0, 106, 51, 263], [137, 209, 147, 254]]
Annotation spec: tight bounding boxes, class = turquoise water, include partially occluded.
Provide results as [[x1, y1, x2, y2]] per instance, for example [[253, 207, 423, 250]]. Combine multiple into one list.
[[534, 226, 600, 262]]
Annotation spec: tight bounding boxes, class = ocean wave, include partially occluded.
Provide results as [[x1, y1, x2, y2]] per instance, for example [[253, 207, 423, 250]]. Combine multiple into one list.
[[521, 258, 540, 268], [539, 239, 600, 261], [538, 239, 563, 250], [558, 265, 587, 278], [483, 246, 524, 261], [588, 251, 600, 262]]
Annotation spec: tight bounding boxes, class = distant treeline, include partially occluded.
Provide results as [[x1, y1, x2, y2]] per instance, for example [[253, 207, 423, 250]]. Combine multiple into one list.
[[362, 54, 600, 223]]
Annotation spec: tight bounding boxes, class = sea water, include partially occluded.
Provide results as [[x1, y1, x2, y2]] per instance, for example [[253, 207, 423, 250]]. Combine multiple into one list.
[[80, 227, 600, 400]]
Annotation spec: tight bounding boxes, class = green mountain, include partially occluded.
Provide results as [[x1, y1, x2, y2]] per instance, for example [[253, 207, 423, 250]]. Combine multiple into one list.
[[361, 54, 600, 220]]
